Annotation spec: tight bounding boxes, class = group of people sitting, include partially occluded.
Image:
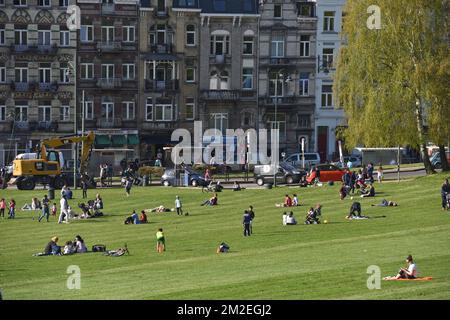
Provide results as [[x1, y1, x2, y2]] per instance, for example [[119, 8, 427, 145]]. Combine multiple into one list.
[[340, 181, 376, 200], [282, 204, 322, 225], [276, 194, 300, 207], [124, 210, 148, 224], [33, 235, 87, 256]]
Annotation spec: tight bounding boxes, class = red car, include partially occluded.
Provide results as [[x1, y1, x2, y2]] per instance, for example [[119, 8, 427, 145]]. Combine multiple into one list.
[[306, 164, 345, 184]]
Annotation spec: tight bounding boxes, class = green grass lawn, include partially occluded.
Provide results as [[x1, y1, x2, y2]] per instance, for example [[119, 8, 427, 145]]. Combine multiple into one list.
[[0, 173, 449, 300]]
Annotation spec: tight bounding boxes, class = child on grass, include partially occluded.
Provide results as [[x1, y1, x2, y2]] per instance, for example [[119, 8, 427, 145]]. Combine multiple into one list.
[[156, 228, 165, 253]]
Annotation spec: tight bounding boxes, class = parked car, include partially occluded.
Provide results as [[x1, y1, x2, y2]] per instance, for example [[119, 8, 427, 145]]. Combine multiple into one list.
[[254, 162, 305, 186], [284, 153, 321, 170], [332, 155, 362, 168], [306, 164, 345, 184], [161, 166, 208, 187], [430, 151, 450, 169]]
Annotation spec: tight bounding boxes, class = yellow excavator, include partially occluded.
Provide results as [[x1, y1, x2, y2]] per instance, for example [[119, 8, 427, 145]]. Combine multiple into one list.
[[1, 132, 96, 190]]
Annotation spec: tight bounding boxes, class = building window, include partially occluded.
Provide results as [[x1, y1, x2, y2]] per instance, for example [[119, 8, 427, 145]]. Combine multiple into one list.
[[122, 101, 135, 120], [300, 35, 310, 57], [321, 85, 333, 108], [209, 70, 229, 90], [60, 105, 70, 121], [297, 114, 310, 128], [268, 72, 284, 97], [185, 97, 194, 120], [38, 29, 51, 46], [186, 25, 196, 46], [123, 26, 135, 43], [145, 98, 153, 121], [38, 105, 51, 122], [15, 28, 28, 45], [101, 102, 114, 121], [38, 0, 50, 7], [155, 104, 173, 121], [324, 11, 336, 32], [267, 113, 286, 140], [101, 26, 115, 43], [80, 63, 94, 79], [274, 4, 282, 18], [59, 0, 69, 7], [243, 36, 253, 55], [0, 0, 5, 5], [84, 101, 94, 119], [122, 64, 135, 80], [60, 62, 70, 83], [186, 67, 195, 83], [39, 64, 51, 83], [242, 68, 253, 90], [80, 25, 94, 42], [210, 34, 230, 55], [299, 73, 309, 96], [15, 105, 28, 122], [60, 30, 70, 46], [101, 64, 114, 79], [271, 34, 284, 57], [322, 48, 334, 69], [0, 65, 5, 83], [0, 28, 5, 45], [13, 0, 27, 6], [15, 66, 28, 83], [242, 111, 254, 126], [0, 106, 6, 121], [209, 113, 228, 132]]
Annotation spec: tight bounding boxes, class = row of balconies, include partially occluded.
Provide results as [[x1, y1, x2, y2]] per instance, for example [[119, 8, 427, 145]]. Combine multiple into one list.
[[9, 81, 59, 92], [8, 43, 59, 54]]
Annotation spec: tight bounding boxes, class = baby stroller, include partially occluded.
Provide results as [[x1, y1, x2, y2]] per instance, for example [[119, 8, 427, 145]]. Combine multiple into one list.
[[304, 210, 320, 225]]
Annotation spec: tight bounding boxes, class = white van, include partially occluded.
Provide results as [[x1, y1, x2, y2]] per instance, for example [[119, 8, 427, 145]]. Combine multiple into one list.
[[284, 153, 321, 169]]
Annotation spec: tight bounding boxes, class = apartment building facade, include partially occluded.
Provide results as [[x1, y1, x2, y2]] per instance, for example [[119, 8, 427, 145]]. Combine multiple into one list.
[[76, 0, 140, 168], [258, 0, 317, 155], [314, 0, 346, 161], [0, 0, 77, 164]]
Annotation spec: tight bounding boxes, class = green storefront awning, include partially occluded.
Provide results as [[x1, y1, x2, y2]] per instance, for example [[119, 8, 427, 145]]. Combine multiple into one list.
[[127, 134, 139, 145], [111, 135, 127, 147], [95, 135, 111, 147]]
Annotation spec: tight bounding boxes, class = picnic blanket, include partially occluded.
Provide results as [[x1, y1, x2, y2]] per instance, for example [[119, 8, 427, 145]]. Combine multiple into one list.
[[383, 277, 433, 281]]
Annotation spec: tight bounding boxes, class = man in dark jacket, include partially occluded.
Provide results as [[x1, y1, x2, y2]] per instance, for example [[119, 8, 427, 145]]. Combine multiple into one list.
[[243, 210, 252, 236]]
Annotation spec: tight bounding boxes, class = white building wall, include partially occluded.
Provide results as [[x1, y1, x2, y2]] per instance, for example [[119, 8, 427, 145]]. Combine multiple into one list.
[[314, 0, 347, 161]]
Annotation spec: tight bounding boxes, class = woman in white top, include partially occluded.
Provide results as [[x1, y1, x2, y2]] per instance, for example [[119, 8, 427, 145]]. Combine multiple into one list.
[[74, 235, 88, 253], [396, 255, 418, 279], [282, 212, 288, 226], [286, 212, 297, 225], [377, 166, 383, 183]]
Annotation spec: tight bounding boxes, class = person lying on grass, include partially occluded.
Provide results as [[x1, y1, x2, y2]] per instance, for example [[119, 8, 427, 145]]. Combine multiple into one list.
[[371, 199, 398, 207], [147, 205, 174, 213], [384, 255, 418, 280]]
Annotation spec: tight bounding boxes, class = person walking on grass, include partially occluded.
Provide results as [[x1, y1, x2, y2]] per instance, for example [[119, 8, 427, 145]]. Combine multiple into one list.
[[441, 179, 450, 211], [8, 199, 16, 219], [175, 195, 183, 216], [377, 165, 384, 183], [156, 228, 165, 253], [38, 194, 50, 222], [0, 198, 6, 218], [125, 178, 133, 197], [248, 205, 255, 234], [243, 210, 252, 236], [81, 179, 88, 199], [58, 195, 69, 224]]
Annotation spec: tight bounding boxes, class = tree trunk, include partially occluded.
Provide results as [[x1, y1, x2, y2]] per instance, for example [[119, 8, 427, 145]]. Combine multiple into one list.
[[439, 145, 449, 171], [415, 99, 435, 174]]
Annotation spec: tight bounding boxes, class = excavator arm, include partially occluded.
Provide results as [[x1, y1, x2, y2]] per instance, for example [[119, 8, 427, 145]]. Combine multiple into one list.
[[41, 131, 95, 180]]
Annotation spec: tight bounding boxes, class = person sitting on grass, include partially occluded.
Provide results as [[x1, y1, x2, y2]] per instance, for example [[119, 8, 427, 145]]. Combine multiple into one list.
[[305, 207, 320, 225], [94, 194, 103, 210], [292, 194, 299, 206], [360, 183, 375, 198], [139, 210, 148, 224], [63, 241, 76, 255], [201, 193, 218, 206], [384, 255, 418, 280], [282, 212, 288, 225], [371, 199, 398, 207], [232, 181, 241, 191], [156, 228, 165, 253], [286, 212, 297, 225], [74, 235, 87, 253], [33, 236, 61, 256], [131, 210, 140, 224], [31, 197, 42, 210]]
